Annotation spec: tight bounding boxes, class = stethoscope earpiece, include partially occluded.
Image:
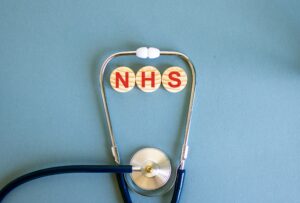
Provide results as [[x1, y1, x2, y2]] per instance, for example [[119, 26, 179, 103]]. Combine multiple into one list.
[[136, 47, 160, 59]]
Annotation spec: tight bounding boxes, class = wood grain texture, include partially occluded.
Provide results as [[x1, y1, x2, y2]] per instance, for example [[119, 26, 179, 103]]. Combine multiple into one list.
[[162, 66, 187, 93], [136, 66, 161, 92], [110, 66, 135, 92]]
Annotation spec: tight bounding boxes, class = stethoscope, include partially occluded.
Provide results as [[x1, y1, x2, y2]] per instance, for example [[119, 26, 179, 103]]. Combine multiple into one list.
[[0, 47, 196, 203]]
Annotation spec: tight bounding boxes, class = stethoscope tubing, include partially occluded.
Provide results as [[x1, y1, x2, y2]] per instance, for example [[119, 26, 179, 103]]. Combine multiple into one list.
[[0, 165, 184, 203], [0, 165, 132, 202]]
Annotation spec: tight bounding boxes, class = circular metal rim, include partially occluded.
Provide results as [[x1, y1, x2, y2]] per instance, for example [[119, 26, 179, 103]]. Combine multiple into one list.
[[126, 147, 173, 196]]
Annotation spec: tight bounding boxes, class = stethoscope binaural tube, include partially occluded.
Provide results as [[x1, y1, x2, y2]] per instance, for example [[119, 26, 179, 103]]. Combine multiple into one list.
[[99, 47, 196, 170]]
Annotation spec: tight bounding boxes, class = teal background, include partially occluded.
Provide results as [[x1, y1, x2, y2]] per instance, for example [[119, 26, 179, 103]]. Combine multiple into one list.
[[0, 0, 300, 202]]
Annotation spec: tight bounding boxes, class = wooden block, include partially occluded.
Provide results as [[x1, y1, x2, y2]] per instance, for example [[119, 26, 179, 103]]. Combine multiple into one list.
[[136, 66, 161, 92], [110, 66, 135, 92], [162, 66, 187, 93]]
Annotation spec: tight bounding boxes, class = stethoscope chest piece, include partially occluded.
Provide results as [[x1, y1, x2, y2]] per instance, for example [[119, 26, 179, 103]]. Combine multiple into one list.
[[126, 147, 173, 196]]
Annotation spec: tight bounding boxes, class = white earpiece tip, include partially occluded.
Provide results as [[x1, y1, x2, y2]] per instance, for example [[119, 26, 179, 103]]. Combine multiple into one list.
[[148, 47, 160, 59], [136, 47, 148, 59]]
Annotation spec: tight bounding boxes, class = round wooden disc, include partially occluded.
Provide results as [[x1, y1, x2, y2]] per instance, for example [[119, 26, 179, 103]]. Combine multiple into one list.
[[110, 66, 135, 92], [162, 66, 187, 93], [136, 66, 161, 92]]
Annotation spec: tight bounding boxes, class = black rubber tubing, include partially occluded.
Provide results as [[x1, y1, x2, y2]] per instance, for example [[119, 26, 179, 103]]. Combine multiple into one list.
[[171, 169, 185, 203], [0, 165, 186, 203], [0, 165, 132, 202], [116, 173, 132, 203]]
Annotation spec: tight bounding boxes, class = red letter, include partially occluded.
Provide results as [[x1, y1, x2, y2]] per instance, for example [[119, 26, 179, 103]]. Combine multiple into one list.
[[142, 71, 155, 87], [168, 71, 181, 88], [116, 72, 129, 88]]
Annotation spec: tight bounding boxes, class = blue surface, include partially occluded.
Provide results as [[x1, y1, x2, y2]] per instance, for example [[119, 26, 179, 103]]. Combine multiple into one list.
[[0, 0, 300, 202]]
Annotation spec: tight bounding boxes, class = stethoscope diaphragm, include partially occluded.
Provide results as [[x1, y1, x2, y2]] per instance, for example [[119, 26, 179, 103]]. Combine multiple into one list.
[[125, 147, 175, 196]]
